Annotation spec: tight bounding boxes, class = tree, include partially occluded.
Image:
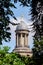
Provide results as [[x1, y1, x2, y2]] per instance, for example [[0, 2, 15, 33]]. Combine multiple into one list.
[[32, 37, 43, 65], [14, 0, 30, 6], [0, 0, 18, 44], [17, 55, 32, 65], [31, 0, 43, 40], [30, 1, 43, 65], [0, 46, 25, 65]]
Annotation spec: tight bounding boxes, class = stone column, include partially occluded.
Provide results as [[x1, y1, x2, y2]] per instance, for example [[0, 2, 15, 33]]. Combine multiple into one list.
[[27, 34, 28, 47], [20, 33, 22, 47], [24, 34, 28, 47], [16, 34, 18, 47], [24, 34, 27, 47]]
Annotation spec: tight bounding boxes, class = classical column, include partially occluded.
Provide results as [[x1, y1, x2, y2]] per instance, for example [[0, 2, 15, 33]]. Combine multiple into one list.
[[16, 34, 18, 47], [24, 34, 27, 47], [27, 34, 28, 47], [24, 34, 28, 47], [20, 33, 22, 47]]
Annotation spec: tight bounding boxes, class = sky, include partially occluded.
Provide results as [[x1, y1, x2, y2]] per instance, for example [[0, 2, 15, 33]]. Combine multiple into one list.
[[2, 2, 34, 52]]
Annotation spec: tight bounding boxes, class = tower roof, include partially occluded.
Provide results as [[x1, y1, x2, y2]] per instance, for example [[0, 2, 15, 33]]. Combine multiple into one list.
[[16, 20, 29, 31]]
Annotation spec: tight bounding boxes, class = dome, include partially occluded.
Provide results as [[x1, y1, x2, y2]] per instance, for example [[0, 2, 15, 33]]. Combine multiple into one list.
[[16, 21, 29, 31]]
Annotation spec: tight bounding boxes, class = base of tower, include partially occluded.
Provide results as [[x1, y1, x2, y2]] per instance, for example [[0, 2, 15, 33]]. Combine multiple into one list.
[[13, 47, 32, 57]]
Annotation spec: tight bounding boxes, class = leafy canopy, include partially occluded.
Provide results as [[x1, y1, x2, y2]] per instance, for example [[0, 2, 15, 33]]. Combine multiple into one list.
[[0, 0, 17, 44], [0, 46, 32, 65]]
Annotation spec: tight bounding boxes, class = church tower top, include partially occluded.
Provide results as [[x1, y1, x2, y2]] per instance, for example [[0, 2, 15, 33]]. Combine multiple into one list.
[[13, 16, 32, 57], [16, 15, 29, 31]]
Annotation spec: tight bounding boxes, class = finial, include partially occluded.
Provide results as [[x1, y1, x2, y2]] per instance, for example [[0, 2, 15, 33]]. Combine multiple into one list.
[[20, 14, 24, 21]]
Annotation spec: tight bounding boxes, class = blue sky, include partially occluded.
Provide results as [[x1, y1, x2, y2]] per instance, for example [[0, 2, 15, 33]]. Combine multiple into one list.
[[2, 2, 34, 52], [11, 2, 31, 20]]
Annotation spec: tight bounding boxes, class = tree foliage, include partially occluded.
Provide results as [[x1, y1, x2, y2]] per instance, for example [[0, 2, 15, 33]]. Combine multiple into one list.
[[30, 1, 43, 65], [32, 37, 43, 65], [0, 46, 24, 65], [0, 46, 33, 65], [31, 0, 43, 40], [14, 0, 30, 6], [0, 0, 17, 44]]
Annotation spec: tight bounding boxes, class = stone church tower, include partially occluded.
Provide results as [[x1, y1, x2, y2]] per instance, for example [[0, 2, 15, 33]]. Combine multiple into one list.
[[14, 18, 32, 56]]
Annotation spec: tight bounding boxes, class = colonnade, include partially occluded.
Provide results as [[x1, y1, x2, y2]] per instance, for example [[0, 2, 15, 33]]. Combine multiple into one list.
[[16, 33, 28, 47]]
